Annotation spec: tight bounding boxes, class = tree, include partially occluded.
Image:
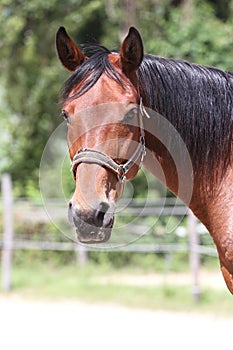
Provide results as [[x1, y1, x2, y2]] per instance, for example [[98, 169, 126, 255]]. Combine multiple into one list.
[[145, 1, 233, 71], [0, 0, 106, 195]]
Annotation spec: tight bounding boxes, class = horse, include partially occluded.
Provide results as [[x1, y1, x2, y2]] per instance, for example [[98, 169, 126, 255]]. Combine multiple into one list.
[[56, 26, 233, 294]]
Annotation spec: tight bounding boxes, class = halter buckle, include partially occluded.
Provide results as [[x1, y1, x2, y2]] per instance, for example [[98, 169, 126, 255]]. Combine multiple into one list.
[[117, 165, 126, 183], [139, 135, 146, 164]]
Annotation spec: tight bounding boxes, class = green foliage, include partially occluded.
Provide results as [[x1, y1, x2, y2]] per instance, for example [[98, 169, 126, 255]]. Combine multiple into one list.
[[0, 0, 106, 196], [146, 2, 233, 71]]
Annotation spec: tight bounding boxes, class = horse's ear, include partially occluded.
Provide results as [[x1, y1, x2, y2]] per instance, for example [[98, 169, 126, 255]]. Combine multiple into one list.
[[120, 27, 144, 74], [56, 27, 87, 71]]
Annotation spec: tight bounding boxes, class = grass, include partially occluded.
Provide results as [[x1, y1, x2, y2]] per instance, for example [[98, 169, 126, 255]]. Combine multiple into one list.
[[2, 262, 232, 317]]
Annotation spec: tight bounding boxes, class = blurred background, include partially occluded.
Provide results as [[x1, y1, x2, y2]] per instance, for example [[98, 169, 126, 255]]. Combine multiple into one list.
[[0, 0, 233, 324]]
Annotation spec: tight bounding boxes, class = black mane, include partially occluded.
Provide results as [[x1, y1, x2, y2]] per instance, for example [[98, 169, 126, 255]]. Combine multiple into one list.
[[62, 44, 233, 179], [137, 55, 233, 179]]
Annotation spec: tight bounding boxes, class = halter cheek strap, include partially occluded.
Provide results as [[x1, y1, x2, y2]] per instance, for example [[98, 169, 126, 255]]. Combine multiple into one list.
[[71, 99, 149, 183]]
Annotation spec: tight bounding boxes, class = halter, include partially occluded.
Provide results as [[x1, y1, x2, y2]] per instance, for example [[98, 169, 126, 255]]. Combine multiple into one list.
[[71, 99, 150, 183]]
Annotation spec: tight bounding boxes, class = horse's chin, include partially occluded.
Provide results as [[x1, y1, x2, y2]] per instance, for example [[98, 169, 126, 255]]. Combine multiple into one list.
[[76, 227, 112, 244]]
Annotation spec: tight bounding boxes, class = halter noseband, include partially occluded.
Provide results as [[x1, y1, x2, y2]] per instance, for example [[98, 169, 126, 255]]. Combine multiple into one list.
[[71, 99, 149, 183]]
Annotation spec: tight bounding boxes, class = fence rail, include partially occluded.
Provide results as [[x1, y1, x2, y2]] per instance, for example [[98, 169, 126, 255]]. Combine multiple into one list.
[[0, 239, 217, 255]]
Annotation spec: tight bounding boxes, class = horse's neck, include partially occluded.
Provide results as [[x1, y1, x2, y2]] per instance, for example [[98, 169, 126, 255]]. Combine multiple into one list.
[[143, 114, 194, 205], [143, 109, 233, 293], [143, 114, 233, 230], [193, 168, 233, 230], [143, 146, 193, 204]]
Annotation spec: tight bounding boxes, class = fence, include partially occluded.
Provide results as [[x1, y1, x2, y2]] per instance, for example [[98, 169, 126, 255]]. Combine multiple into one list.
[[1, 174, 217, 301]]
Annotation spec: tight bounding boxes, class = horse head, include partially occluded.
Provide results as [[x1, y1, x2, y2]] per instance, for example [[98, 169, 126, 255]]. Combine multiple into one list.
[[56, 27, 144, 243]]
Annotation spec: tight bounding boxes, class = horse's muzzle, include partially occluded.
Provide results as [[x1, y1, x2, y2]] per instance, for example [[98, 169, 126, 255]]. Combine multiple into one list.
[[68, 201, 114, 243]]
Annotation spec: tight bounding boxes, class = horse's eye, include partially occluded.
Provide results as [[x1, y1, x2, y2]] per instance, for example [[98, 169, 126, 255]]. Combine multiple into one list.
[[124, 108, 138, 122], [61, 110, 70, 122]]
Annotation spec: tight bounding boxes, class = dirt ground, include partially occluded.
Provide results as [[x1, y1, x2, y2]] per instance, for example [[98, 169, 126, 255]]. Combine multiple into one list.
[[0, 295, 232, 350], [96, 270, 226, 289]]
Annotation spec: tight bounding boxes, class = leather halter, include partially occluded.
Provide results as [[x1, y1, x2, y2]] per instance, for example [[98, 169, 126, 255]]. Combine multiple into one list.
[[71, 99, 149, 183]]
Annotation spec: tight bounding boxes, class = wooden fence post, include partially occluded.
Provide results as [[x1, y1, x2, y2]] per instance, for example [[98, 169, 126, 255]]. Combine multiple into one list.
[[1, 173, 14, 292], [75, 244, 88, 266], [188, 210, 200, 302]]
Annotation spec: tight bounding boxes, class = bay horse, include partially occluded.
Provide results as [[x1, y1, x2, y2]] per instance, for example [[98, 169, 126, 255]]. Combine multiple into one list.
[[56, 27, 233, 294]]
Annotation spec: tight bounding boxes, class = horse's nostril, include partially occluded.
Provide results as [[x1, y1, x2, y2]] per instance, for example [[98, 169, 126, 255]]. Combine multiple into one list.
[[94, 202, 110, 227], [69, 201, 72, 209]]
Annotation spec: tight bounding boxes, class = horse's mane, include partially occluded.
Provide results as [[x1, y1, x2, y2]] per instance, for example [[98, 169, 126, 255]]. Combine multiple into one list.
[[137, 55, 233, 179], [62, 44, 233, 180]]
